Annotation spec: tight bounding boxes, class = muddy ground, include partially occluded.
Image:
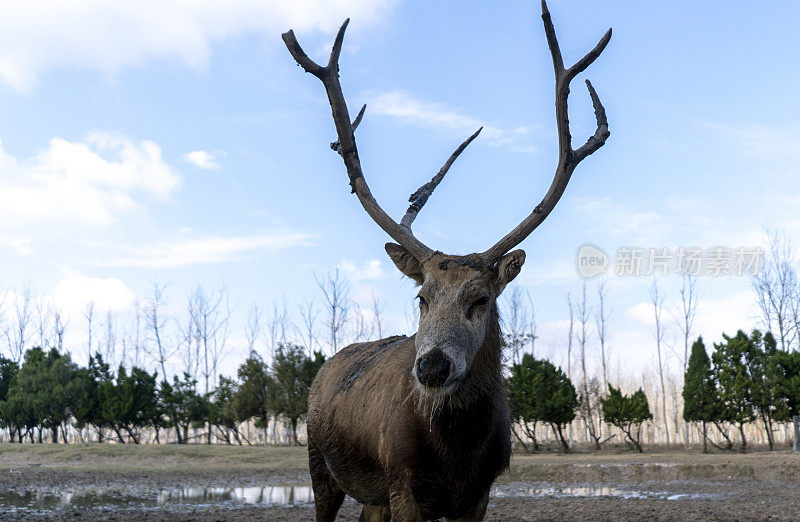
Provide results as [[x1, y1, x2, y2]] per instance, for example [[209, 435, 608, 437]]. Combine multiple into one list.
[[0, 444, 798, 520]]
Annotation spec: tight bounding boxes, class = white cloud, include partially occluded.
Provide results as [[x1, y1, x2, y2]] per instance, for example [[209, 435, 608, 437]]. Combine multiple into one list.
[[110, 232, 315, 268], [0, 236, 35, 256], [367, 90, 533, 149], [184, 150, 220, 170], [53, 273, 136, 315], [0, 0, 398, 91], [0, 133, 180, 229], [339, 259, 384, 281]]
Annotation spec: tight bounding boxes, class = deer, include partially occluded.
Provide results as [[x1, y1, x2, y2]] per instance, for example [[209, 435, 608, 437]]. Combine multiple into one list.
[[282, 2, 611, 520]]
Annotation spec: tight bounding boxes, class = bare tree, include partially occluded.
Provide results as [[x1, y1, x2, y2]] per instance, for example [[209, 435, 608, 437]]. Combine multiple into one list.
[[504, 286, 529, 365], [266, 296, 290, 358], [130, 302, 143, 368], [104, 311, 117, 368], [8, 285, 32, 362], [595, 279, 610, 391], [350, 300, 373, 343], [245, 303, 262, 352], [566, 293, 574, 379], [34, 296, 52, 350], [754, 230, 797, 351], [143, 283, 172, 383], [674, 273, 699, 446], [577, 281, 601, 449], [316, 269, 350, 355], [187, 285, 230, 395], [526, 290, 537, 357], [371, 291, 385, 339], [297, 299, 319, 354], [675, 273, 699, 373], [52, 308, 67, 353], [651, 277, 670, 445], [84, 301, 95, 363]]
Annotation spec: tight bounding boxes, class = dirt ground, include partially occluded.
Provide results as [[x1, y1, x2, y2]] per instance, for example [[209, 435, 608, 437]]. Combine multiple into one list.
[[0, 444, 798, 520]]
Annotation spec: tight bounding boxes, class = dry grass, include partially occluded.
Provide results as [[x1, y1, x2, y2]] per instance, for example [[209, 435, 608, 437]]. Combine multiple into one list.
[[0, 443, 797, 482], [0, 443, 309, 472]]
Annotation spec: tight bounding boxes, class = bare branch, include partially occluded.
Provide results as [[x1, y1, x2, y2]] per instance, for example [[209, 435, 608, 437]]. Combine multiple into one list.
[[400, 127, 482, 229]]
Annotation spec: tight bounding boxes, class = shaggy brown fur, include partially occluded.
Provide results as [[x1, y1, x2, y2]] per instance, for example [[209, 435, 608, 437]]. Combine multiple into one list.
[[307, 251, 518, 521]]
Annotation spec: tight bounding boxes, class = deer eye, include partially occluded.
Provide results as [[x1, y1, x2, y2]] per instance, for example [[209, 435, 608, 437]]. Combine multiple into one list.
[[467, 296, 490, 319]]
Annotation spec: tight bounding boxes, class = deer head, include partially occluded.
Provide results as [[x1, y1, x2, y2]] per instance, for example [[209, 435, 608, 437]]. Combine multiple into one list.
[[283, 0, 611, 396]]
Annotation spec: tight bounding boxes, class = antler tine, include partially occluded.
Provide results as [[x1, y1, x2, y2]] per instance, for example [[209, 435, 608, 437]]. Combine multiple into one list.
[[331, 104, 365, 155], [401, 127, 482, 230], [282, 21, 434, 261], [481, 0, 611, 265]]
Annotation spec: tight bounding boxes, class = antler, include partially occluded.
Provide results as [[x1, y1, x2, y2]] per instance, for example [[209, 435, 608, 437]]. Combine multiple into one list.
[[480, 0, 611, 265], [285, 21, 441, 262], [283, 21, 482, 263]]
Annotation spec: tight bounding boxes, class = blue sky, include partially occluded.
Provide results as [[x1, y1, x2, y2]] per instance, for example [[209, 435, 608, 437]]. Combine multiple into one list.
[[0, 1, 798, 380]]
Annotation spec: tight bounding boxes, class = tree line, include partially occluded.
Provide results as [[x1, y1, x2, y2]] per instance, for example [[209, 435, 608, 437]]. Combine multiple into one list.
[[507, 328, 800, 453], [0, 344, 324, 445]]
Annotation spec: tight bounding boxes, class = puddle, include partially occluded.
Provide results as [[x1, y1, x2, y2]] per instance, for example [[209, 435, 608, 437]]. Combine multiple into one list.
[[0, 482, 722, 514], [0, 485, 313, 514], [492, 482, 722, 501]]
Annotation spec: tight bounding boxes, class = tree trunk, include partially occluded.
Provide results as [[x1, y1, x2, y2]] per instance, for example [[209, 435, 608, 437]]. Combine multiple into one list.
[[761, 413, 774, 450], [702, 422, 708, 454], [738, 422, 747, 453], [552, 424, 570, 453], [291, 418, 299, 446], [712, 421, 733, 450], [511, 425, 530, 453], [793, 415, 800, 453]]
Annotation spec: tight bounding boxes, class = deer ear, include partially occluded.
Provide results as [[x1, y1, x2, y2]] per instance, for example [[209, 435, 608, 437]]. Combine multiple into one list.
[[496, 249, 526, 293], [385, 243, 424, 285]]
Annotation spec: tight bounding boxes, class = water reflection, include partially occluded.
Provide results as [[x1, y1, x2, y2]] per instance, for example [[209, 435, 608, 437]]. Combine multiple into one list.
[[0, 485, 314, 513], [0, 482, 719, 514], [156, 485, 313, 505], [492, 482, 720, 501]]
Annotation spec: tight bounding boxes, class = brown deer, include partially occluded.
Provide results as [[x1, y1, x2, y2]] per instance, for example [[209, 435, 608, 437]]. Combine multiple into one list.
[[282, 2, 610, 520]]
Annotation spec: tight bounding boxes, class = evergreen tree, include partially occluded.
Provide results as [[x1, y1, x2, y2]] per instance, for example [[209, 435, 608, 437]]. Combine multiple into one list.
[[270, 344, 325, 445], [108, 365, 158, 444], [682, 337, 718, 453], [712, 330, 756, 452], [161, 373, 205, 444], [73, 353, 113, 442], [507, 354, 577, 453], [4, 347, 80, 443], [210, 376, 242, 444], [601, 385, 652, 453], [0, 357, 20, 441], [747, 331, 786, 450], [772, 348, 800, 449], [232, 351, 273, 444]]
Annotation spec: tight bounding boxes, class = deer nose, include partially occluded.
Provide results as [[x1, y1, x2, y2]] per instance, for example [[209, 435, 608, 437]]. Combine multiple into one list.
[[416, 349, 451, 387]]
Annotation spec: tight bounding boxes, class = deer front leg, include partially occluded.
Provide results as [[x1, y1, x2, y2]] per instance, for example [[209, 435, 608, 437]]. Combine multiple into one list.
[[447, 489, 489, 521], [388, 474, 423, 522]]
